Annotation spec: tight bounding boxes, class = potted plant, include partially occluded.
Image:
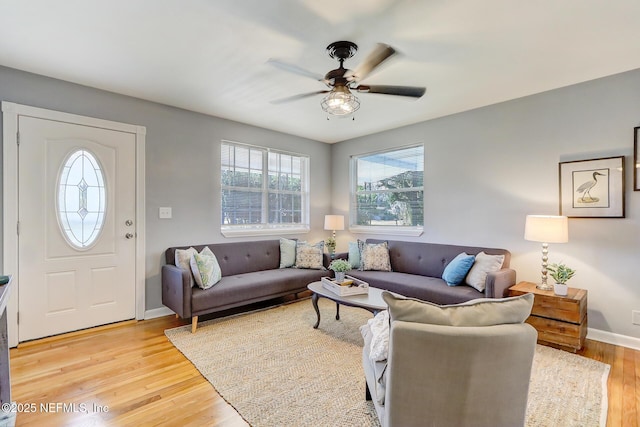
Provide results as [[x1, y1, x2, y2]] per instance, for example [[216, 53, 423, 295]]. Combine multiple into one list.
[[325, 236, 336, 258], [328, 259, 351, 283], [547, 263, 575, 296]]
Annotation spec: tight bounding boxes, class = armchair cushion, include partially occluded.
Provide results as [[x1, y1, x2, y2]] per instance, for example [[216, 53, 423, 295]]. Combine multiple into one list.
[[383, 291, 533, 326]]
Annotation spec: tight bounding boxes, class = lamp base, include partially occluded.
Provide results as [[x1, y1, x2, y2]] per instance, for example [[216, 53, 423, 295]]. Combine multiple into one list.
[[536, 283, 554, 291]]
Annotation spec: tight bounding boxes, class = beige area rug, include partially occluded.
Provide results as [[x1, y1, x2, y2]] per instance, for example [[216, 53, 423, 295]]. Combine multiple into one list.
[[165, 299, 610, 427]]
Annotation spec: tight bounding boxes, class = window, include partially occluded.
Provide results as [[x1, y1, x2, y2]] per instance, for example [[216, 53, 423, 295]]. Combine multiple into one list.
[[351, 145, 424, 235], [221, 141, 309, 236], [57, 149, 107, 249]]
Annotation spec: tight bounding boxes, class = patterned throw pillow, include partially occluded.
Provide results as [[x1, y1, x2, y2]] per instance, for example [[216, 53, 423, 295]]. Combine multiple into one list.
[[295, 241, 324, 269], [360, 241, 391, 272], [189, 247, 222, 290]]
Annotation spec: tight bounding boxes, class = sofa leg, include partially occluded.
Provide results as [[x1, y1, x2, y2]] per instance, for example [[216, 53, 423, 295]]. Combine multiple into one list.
[[175, 313, 179, 319], [191, 316, 198, 334], [365, 380, 372, 401]]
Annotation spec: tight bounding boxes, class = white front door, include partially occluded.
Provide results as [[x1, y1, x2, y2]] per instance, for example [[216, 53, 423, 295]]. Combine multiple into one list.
[[18, 115, 137, 341]]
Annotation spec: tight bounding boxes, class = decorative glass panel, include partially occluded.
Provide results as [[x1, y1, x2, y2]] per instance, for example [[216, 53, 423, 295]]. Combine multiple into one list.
[[57, 149, 106, 249]]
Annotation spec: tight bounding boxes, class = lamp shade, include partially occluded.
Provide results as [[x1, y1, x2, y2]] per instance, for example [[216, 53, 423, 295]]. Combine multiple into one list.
[[524, 215, 568, 243], [324, 215, 345, 231]]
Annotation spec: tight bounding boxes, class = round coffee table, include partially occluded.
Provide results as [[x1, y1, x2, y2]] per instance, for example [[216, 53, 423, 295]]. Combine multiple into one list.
[[307, 281, 388, 329]]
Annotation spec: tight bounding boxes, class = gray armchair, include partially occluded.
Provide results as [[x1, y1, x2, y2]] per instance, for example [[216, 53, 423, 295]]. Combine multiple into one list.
[[363, 292, 537, 427]]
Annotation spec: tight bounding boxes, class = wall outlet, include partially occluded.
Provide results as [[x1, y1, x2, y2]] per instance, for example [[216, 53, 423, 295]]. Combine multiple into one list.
[[633, 310, 640, 325], [159, 207, 172, 219]]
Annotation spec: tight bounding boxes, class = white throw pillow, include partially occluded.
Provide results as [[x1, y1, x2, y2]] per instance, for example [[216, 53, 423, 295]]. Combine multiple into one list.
[[465, 252, 505, 292], [189, 247, 222, 290], [175, 247, 197, 272], [368, 310, 390, 362]]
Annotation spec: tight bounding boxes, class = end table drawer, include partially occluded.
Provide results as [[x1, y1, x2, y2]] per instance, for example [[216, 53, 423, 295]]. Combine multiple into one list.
[[525, 315, 587, 350]]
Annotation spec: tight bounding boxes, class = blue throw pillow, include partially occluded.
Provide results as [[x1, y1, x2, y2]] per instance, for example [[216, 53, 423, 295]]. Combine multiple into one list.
[[348, 241, 361, 269], [442, 252, 476, 286]]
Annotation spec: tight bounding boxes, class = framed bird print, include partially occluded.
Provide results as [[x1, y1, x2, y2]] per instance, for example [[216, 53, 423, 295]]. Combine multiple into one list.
[[559, 156, 625, 218], [634, 127, 640, 191]]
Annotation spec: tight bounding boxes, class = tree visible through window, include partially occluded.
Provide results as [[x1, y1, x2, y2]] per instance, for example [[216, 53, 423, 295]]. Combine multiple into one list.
[[352, 145, 424, 228], [221, 141, 309, 234]]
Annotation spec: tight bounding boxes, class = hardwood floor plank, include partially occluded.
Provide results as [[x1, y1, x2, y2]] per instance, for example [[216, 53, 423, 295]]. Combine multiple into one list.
[[8, 312, 639, 426]]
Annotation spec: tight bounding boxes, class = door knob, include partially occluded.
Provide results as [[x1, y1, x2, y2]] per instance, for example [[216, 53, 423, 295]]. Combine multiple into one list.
[[125, 220, 133, 226], [125, 233, 134, 239]]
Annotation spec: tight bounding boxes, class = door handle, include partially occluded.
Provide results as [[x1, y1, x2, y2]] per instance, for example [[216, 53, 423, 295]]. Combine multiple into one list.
[[125, 233, 134, 239]]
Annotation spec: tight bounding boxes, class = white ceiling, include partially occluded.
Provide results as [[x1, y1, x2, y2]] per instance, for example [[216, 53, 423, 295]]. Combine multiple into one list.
[[1, 1, 640, 143]]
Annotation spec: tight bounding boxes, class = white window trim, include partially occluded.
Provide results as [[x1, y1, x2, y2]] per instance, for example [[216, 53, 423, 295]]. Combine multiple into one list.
[[349, 225, 423, 237], [220, 140, 310, 237], [349, 143, 424, 236]]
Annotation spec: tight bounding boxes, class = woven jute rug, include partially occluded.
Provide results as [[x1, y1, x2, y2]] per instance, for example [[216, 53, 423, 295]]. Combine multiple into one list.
[[165, 299, 610, 427]]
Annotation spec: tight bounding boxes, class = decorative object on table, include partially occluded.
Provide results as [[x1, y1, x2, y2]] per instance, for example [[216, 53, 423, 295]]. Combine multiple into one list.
[[328, 259, 351, 283], [559, 156, 625, 218], [546, 263, 575, 296], [321, 275, 369, 296], [323, 214, 344, 258], [524, 215, 569, 291], [635, 127, 640, 191]]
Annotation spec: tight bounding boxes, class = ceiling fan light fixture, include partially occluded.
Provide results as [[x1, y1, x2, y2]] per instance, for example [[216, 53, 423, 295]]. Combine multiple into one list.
[[321, 86, 360, 116]]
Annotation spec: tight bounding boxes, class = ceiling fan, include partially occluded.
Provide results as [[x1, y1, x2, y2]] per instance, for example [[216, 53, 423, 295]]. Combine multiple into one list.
[[268, 41, 426, 117]]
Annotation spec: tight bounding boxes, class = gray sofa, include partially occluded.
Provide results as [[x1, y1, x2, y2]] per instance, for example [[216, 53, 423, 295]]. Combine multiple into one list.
[[162, 240, 331, 332], [346, 239, 516, 304]]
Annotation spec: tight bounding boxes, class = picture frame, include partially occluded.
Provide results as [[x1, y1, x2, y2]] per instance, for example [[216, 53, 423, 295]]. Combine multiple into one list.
[[559, 156, 625, 218], [635, 127, 640, 191]]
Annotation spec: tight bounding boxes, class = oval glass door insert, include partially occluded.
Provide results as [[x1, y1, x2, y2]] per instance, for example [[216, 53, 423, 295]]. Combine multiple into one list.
[[57, 149, 106, 249]]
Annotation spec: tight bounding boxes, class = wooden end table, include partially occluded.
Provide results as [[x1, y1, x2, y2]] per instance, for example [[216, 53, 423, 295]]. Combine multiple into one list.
[[508, 281, 587, 352]]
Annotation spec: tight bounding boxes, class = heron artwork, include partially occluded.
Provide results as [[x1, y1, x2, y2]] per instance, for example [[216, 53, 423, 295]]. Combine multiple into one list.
[[576, 171, 605, 203]]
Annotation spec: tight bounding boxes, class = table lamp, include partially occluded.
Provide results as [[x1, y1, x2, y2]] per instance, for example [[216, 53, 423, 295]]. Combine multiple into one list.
[[524, 215, 569, 290], [324, 215, 344, 258]]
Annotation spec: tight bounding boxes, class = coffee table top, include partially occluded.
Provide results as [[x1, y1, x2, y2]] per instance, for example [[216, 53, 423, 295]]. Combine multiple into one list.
[[307, 281, 388, 312]]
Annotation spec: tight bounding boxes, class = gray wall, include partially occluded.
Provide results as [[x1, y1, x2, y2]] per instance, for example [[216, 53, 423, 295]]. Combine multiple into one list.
[[0, 65, 332, 310], [332, 68, 640, 339]]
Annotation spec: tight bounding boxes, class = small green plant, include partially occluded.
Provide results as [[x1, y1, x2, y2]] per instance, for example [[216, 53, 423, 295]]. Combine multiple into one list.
[[547, 263, 575, 284], [328, 259, 351, 273], [325, 236, 336, 253]]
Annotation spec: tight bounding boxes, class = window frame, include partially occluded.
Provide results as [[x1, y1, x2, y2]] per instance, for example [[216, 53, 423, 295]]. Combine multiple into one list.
[[220, 140, 310, 237], [349, 144, 424, 236]]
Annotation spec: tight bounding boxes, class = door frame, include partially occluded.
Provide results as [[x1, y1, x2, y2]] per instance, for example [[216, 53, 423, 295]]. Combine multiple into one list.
[[2, 102, 146, 347]]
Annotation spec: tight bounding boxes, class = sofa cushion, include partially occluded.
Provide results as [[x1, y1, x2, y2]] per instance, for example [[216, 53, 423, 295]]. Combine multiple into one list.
[[191, 268, 326, 314], [441, 252, 475, 286], [279, 238, 297, 268], [348, 271, 484, 305], [383, 292, 534, 326], [465, 251, 505, 292], [295, 241, 324, 269], [190, 247, 222, 290], [360, 241, 391, 271]]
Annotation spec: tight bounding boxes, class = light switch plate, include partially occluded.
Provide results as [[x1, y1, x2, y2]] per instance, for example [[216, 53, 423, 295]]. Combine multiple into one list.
[[159, 207, 172, 219]]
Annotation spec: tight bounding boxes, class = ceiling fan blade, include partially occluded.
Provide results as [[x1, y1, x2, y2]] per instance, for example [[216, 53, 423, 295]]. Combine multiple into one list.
[[270, 90, 329, 104], [349, 43, 396, 82], [267, 59, 326, 82], [355, 85, 426, 98]]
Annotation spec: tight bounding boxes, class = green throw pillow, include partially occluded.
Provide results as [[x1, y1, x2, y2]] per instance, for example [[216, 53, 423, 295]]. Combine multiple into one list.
[[189, 247, 222, 290], [279, 238, 297, 268]]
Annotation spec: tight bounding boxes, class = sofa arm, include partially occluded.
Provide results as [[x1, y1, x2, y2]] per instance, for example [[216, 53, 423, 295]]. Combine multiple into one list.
[[484, 268, 516, 298], [162, 264, 193, 318], [323, 252, 348, 268]]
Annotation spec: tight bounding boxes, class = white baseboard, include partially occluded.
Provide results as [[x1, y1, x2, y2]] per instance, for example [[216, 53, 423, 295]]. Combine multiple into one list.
[[587, 328, 640, 351], [144, 306, 175, 320]]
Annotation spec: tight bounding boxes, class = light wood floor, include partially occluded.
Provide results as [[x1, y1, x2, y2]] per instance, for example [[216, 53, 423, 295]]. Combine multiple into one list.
[[8, 303, 640, 426]]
